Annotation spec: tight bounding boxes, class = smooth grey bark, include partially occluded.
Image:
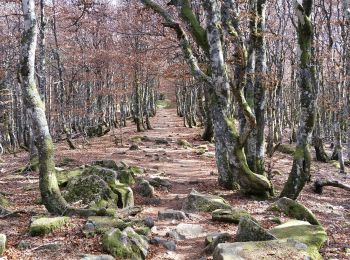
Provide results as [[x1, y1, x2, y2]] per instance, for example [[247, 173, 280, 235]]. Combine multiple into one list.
[[140, 0, 272, 197], [280, 0, 317, 199]]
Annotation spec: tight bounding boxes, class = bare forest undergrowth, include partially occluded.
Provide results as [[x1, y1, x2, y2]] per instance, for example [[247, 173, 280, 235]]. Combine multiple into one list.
[[0, 107, 349, 260]]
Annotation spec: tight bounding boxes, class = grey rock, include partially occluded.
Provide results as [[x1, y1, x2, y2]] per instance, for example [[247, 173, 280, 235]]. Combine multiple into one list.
[[176, 223, 204, 238], [158, 209, 186, 221], [17, 240, 31, 250], [235, 217, 276, 242], [136, 180, 155, 198], [166, 230, 185, 241], [147, 177, 172, 188], [130, 144, 140, 150], [163, 240, 176, 251], [182, 189, 231, 213], [212, 208, 252, 224], [204, 233, 232, 254], [143, 217, 155, 228], [91, 160, 118, 171], [34, 243, 61, 251]]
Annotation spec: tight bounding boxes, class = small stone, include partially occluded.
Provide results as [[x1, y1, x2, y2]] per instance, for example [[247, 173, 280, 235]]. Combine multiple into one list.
[[158, 209, 186, 221], [144, 217, 155, 228], [166, 230, 185, 241], [129, 144, 140, 150], [34, 243, 61, 251], [17, 240, 31, 250], [163, 240, 176, 251]]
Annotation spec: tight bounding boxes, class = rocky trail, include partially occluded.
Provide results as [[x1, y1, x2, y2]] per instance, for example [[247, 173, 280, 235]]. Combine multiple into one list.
[[0, 107, 350, 259]]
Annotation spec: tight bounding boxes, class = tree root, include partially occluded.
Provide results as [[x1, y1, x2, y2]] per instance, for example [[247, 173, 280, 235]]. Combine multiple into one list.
[[314, 179, 350, 194]]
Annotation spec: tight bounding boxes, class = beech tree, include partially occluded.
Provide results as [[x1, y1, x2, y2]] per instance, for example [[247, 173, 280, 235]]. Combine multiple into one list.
[[280, 0, 317, 199], [140, 0, 273, 197]]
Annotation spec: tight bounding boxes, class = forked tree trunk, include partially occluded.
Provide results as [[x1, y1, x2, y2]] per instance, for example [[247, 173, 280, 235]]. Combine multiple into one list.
[[280, 0, 317, 199]]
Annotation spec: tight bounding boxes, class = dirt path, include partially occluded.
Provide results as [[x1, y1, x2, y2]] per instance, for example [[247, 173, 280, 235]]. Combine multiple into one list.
[[1, 107, 350, 259]]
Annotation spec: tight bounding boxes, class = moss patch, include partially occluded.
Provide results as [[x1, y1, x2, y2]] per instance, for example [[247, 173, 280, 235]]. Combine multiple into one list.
[[29, 217, 70, 236]]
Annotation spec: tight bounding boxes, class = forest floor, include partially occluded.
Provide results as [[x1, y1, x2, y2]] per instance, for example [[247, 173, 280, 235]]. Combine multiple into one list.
[[0, 106, 350, 260]]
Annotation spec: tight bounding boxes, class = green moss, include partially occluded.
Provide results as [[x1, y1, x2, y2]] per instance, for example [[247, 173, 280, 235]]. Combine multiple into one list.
[[118, 170, 135, 185], [56, 168, 83, 187], [129, 166, 144, 175], [110, 181, 134, 208], [270, 220, 327, 259], [29, 217, 70, 236], [0, 195, 9, 208], [129, 136, 143, 143], [102, 229, 139, 259], [330, 160, 340, 169], [87, 216, 127, 235], [212, 208, 252, 224]]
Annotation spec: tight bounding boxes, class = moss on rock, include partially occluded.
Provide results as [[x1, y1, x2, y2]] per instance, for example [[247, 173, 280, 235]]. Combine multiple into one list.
[[29, 217, 70, 236], [212, 208, 252, 224], [56, 168, 83, 187], [102, 227, 148, 259], [182, 189, 231, 212], [270, 197, 320, 225], [270, 220, 327, 258]]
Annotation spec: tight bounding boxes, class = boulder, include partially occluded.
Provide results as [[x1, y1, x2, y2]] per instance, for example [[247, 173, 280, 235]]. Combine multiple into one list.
[[176, 223, 204, 239], [29, 217, 70, 236], [102, 227, 149, 260], [213, 220, 327, 260], [91, 160, 118, 171], [158, 209, 186, 221], [56, 168, 83, 187], [110, 181, 134, 208], [269, 197, 320, 225], [204, 232, 232, 254], [135, 180, 154, 198], [0, 234, 6, 255], [235, 216, 276, 242], [213, 240, 315, 260], [64, 175, 118, 208], [212, 208, 251, 224], [118, 169, 136, 185], [269, 220, 327, 258], [182, 190, 231, 212], [82, 166, 118, 184], [147, 177, 172, 188], [83, 216, 127, 236]]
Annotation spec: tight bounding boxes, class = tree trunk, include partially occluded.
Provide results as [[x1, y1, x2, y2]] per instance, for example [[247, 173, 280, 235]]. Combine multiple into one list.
[[280, 0, 317, 199], [20, 0, 103, 216]]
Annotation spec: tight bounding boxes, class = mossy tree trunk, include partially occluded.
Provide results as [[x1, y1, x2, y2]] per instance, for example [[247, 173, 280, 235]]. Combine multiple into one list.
[[280, 0, 317, 199], [20, 0, 103, 216], [140, 0, 273, 197]]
